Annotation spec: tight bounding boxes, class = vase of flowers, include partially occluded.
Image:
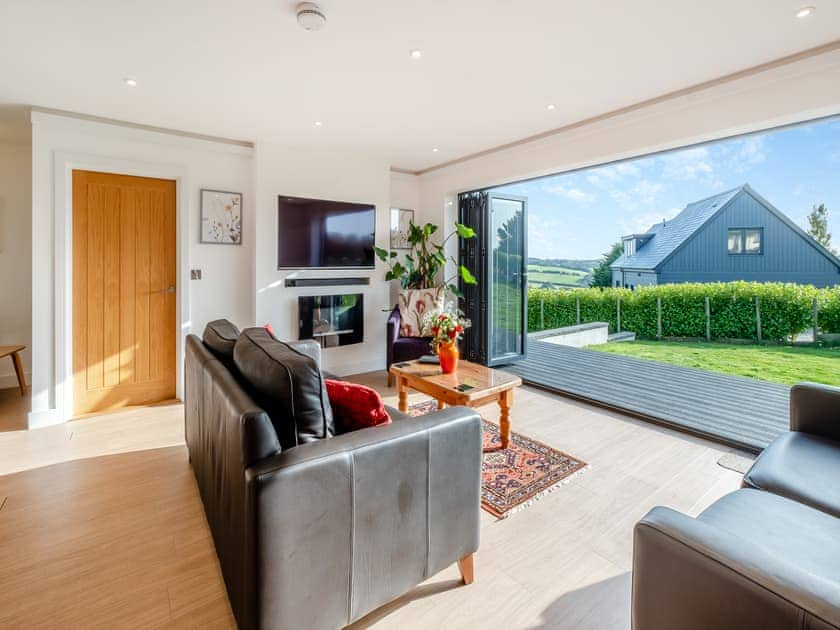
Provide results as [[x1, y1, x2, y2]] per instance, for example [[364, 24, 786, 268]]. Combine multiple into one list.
[[425, 311, 471, 374]]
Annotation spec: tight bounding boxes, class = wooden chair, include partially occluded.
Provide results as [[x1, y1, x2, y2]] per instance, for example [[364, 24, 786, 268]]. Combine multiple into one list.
[[0, 345, 28, 396]]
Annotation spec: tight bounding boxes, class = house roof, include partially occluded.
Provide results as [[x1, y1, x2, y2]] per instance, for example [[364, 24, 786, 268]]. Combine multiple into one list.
[[611, 186, 743, 271]]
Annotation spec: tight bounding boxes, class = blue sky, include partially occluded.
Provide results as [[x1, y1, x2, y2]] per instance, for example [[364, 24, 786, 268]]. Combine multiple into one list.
[[491, 116, 840, 260]]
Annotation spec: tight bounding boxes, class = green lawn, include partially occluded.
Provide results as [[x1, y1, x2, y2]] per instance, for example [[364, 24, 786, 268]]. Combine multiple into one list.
[[586, 340, 840, 387]]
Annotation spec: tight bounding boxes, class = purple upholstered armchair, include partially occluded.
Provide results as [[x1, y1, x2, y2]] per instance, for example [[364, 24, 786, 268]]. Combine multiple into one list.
[[387, 306, 432, 387]]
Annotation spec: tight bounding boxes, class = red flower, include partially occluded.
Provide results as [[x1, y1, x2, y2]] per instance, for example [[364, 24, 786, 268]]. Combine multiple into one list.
[[432, 326, 439, 335], [449, 330, 456, 339], [439, 314, 446, 320], [455, 325, 463, 333]]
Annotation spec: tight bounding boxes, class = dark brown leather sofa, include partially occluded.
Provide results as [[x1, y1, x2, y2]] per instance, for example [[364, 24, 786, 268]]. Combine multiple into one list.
[[632, 382, 840, 629], [185, 321, 483, 629]]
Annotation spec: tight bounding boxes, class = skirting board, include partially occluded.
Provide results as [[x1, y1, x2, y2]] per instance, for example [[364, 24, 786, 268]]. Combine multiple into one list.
[[28, 408, 63, 430], [0, 371, 31, 390]]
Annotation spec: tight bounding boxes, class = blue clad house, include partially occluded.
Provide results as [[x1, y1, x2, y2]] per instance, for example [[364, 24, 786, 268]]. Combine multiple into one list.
[[610, 184, 840, 288]]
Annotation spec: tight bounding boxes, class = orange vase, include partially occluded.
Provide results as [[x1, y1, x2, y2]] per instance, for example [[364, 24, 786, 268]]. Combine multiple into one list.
[[437, 341, 460, 374]]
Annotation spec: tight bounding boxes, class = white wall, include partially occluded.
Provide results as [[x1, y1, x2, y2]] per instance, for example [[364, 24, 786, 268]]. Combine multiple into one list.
[[255, 141, 392, 376], [0, 140, 32, 389], [30, 112, 254, 426], [390, 171, 420, 212], [416, 47, 840, 272]]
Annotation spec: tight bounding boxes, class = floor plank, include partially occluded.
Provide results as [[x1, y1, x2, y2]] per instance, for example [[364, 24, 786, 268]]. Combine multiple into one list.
[[0, 373, 743, 629]]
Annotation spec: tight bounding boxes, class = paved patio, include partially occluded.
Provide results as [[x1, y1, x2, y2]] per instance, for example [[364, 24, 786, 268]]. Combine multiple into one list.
[[504, 341, 789, 452]]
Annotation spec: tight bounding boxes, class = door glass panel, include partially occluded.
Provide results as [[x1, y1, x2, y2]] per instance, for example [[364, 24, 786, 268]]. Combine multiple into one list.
[[490, 195, 526, 363]]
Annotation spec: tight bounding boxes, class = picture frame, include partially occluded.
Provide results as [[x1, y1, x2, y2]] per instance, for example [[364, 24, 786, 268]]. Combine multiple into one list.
[[390, 207, 414, 249], [200, 189, 243, 245]]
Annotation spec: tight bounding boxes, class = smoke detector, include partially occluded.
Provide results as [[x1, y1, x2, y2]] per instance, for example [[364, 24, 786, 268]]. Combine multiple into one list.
[[296, 2, 326, 31]]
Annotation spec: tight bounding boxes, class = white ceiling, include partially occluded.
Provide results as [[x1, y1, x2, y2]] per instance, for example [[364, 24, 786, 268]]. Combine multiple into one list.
[[1, 1, 838, 171]]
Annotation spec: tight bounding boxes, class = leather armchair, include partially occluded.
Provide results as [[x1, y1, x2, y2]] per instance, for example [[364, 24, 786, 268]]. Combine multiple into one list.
[[186, 333, 482, 630], [386, 306, 432, 387], [632, 382, 840, 629]]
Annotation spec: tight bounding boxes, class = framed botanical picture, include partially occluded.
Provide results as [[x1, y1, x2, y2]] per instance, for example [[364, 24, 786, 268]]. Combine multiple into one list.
[[390, 207, 413, 249], [200, 189, 243, 245]]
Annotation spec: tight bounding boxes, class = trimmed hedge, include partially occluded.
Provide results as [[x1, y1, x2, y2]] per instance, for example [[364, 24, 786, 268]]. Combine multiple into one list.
[[529, 282, 840, 342]]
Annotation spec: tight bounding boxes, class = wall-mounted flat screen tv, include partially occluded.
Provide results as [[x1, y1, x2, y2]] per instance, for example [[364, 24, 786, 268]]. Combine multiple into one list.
[[277, 195, 376, 269]]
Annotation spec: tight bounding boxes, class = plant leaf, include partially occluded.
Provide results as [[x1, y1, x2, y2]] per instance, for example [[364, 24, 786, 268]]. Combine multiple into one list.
[[455, 223, 476, 239], [448, 283, 464, 298], [373, 246, 389, 261], [459, 265, 477, 285]]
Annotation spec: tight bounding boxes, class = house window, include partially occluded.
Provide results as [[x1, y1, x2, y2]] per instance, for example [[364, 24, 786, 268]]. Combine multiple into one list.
[[623, 239, 636, 256], [728, 228, 763, 255]]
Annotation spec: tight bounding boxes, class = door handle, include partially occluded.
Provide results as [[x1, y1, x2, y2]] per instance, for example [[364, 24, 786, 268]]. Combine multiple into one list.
[[158, 286, 176, 294]]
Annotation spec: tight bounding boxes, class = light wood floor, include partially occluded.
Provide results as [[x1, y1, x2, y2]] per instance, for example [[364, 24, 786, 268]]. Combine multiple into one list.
[[0, 371, 744, 629], [0, 386, 29, 432]]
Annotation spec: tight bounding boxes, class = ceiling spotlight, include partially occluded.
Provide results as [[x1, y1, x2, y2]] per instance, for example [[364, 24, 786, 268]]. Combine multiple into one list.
[[123, 77, 138, 87], [410, 49, 423, 59], [546, 103, 556, 111], [313, 121, 323, 127], [432, 147, 439, 152], [795, 5, 815, 18], [297, 2, 327, 31]]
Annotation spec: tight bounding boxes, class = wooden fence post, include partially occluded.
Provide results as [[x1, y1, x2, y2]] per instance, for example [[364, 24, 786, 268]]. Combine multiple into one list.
[[656, 297, 662, 340], [755, 297, 762, 343], [617, 297, 622, 333], [540, 299, 545, 331], [705, 297, 711, 342], [813, 297, 819, 346], [576, 297, 581, 325]]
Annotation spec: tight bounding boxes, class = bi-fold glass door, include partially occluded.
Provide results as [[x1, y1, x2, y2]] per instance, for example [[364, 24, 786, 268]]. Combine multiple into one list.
[[458, 191, 528, 366]]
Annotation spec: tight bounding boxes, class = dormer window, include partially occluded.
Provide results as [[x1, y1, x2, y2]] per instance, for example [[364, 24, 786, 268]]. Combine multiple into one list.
[[624, 238, 636, 256], [728, 228, 763, 255]]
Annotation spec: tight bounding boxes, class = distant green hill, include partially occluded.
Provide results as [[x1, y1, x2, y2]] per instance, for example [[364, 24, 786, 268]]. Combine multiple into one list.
[[528, 257, 598, 273], [526, 258, 596, 289]]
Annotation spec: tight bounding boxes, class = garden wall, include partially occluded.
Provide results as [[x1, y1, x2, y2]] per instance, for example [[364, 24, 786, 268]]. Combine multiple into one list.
[[528, 282, 840, 342]]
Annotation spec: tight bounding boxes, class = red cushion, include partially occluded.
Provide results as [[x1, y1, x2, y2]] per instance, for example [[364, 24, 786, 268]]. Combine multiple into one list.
[[325, 379, 391, 433], [264, 322, 276, 338]]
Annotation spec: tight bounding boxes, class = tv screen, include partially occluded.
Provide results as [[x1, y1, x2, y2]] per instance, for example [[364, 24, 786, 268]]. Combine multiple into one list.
[[277, 195, 376, 268]]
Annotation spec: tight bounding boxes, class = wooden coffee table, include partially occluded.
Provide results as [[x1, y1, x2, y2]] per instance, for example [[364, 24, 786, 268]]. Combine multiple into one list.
[[389, 359, 522, 449]]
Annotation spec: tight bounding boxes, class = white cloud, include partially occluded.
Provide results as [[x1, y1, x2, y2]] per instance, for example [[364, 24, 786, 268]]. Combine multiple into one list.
[[660, 147, 714, 180], [633, 179, 664, 203], [593, 161, 642, 182], [620, 206, 682, 235], [542, 184, 595, 202], [586, 174, 600, 185], [731, 136, 766, 169], [615, 162, 641, 177]]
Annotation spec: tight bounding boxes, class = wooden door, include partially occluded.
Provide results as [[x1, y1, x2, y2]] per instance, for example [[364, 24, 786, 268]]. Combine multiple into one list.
[[72, 170, 177, 416]]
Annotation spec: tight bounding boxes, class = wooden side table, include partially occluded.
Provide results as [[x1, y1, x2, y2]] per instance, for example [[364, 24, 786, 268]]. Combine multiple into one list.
[[0, 345, 28, 396], [389, 359, 522, 449]]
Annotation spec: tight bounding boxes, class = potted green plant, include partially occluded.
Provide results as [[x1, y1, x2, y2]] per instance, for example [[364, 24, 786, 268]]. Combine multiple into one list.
[[374, 221, 477, 337]]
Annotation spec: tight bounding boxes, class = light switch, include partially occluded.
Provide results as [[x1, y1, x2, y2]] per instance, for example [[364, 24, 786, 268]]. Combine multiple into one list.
[[191, 269, 202, 280]]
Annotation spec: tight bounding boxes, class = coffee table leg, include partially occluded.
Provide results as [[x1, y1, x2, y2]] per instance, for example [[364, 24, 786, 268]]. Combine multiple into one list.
[[437, 399, 445, 410], [398, 377, 408, 413], [499, 389, 513, 449]]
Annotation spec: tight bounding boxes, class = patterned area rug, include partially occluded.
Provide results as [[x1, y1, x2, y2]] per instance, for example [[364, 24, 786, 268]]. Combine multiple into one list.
[[408, 400, 587, 518]]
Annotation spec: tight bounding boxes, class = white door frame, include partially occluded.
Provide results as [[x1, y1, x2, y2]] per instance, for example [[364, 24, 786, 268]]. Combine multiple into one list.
[[54, 151, 189, 422]]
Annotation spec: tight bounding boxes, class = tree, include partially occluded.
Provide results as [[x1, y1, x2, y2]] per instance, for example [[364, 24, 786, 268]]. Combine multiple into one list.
[[807, 203, 834, 253], [590, 241, 623, 288]]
